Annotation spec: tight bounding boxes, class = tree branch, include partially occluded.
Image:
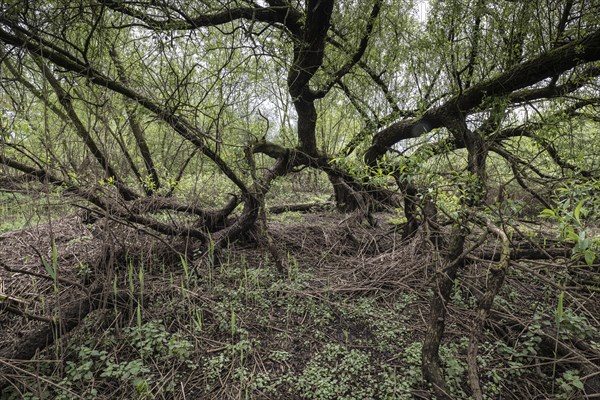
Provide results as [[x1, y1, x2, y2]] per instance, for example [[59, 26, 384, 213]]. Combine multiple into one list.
[[102, 1, 303, 35], [0, 23, 249, 194], [32, 55, 139, 201], [365, 28, 600, 163], [311, 0, 382, 99]]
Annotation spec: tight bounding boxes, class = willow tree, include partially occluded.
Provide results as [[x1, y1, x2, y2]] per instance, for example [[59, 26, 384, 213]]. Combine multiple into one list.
[[1, 0, 599, 396]]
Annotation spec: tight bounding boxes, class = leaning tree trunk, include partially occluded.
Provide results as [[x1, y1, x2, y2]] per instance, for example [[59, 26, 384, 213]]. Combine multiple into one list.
[[421, 128, 489, 399]]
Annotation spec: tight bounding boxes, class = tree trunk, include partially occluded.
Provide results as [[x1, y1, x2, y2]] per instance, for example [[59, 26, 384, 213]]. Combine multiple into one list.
[[399, 180, 420, 239], [421, 127, 488, 398], [422, 223, 467, 399], [330, 174, 364, 212]]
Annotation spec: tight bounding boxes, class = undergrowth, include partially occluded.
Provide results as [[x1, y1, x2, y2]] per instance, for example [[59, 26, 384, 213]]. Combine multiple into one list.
[[3, 246, 594, 400], [1, 199, 599, 399]]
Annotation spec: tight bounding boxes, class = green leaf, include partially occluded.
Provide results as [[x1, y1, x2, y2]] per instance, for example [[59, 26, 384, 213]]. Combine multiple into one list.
[[566, 231, 580, 242], [573, 378, 584, 390], [42, 259, 56, 280], [584, 250, 596, 266], [51, 240, 57, 269], [539, 208, 556, 219], [578, 238, 590, 251], [574, 199, 584, 225]]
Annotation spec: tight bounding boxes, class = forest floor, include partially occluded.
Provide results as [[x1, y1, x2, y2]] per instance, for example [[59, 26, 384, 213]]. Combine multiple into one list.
[[0, 209, 599, 399]]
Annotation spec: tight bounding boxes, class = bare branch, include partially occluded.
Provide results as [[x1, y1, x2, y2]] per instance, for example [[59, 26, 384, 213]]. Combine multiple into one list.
[[312, 0, 383, 99], [102, 0, 303, 35]]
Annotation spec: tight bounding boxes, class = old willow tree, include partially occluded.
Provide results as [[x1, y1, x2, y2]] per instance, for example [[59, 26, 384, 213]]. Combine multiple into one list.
[[1, 0, 599, 396]]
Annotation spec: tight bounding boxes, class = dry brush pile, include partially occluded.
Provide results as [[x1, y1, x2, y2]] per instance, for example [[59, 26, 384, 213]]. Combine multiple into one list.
[[0, 207, 598, 399]]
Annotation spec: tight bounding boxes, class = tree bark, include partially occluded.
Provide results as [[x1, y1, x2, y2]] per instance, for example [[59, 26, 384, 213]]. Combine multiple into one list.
[[422, 223, 467, 399], [467, 221, 511, 400], [422, 122, 489, 398]]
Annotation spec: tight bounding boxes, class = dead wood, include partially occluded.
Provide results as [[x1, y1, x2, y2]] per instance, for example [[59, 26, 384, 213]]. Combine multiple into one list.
[[268, 201, 334, 214], [472, 242, 571, 261]]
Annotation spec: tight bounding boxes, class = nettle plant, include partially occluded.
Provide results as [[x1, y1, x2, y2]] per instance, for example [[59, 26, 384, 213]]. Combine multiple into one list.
[[540, 180, 600, 266]]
